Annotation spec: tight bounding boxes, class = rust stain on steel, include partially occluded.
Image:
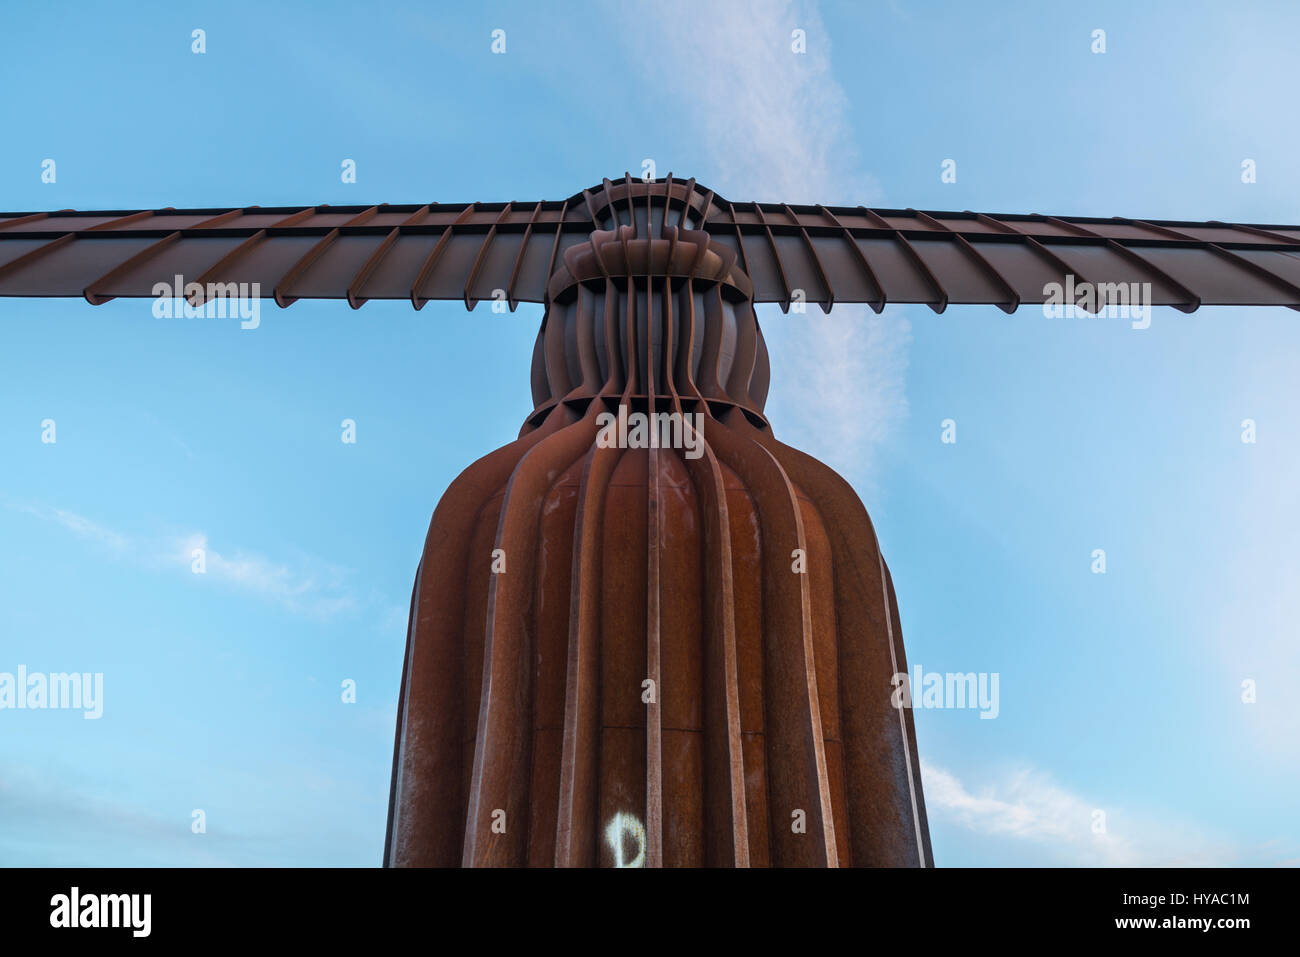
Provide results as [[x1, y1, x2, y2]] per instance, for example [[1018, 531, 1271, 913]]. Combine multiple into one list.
[[7, 177, 1300, 867]]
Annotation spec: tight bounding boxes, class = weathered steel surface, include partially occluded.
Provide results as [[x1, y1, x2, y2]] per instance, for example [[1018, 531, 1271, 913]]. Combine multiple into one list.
[[5, 177, 1300, 311], [385, 179, 932, 867]]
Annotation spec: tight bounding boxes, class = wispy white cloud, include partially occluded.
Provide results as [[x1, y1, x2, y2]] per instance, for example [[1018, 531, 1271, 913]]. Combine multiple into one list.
[[613, 0, 911, 489], [614, 0, 866, 203], [922, 760, 1255, 866], [15, 503, 131, 552], [173, 533, 358, 620], [775, 304, 911, 489], [5, 499, 364, 621]]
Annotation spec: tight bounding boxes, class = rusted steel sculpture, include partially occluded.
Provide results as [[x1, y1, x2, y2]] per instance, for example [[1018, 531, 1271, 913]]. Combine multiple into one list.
[[4, 176, 1300, 866]]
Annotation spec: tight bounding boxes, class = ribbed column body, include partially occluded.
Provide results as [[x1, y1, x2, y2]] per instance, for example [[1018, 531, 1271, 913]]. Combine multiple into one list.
[[385, 180, 932, 867]]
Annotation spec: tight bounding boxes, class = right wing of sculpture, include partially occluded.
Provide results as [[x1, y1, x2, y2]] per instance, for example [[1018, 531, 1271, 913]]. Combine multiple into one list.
[[706, 200, 1300, 314]]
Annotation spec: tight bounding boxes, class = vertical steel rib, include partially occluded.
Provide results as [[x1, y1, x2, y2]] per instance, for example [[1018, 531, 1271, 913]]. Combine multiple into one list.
[[274, 206, 378, 307], [784, 203, 836, 311], [822, 207, 886, 312], [408, 204, 476, 309], [751, 203, 793, 311], [463, 203, 513, 310], [505, 201, 543, 310], [644, 273, 664, 868]]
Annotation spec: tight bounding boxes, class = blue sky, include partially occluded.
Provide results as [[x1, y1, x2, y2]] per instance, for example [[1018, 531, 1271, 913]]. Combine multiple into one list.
[[1, 0, 1296, 866]]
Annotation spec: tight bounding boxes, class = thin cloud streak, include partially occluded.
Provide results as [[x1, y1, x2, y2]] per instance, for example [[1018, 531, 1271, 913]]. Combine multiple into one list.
[[614, 0, 910, 490], [14, 503, 131, 552], [175, 533, 358, 620], [922, 760, 1246, 866], [5, 499, 360, 621]]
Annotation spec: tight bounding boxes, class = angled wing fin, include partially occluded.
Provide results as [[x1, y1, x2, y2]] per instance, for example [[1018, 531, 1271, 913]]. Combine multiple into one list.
[[702, 202, 1300, 313], [0, 202, 582, 310]]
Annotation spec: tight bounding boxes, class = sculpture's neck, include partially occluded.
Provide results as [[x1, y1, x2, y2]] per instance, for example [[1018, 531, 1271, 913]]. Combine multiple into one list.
[[528, 270, 769, 427]]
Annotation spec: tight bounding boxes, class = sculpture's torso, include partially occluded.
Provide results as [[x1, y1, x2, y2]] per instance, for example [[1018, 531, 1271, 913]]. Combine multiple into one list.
[[385, 179, 932, 867]]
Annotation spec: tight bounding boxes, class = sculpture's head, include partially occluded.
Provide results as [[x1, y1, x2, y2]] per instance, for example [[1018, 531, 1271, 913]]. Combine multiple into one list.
[[527, 177, 770, 433]]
